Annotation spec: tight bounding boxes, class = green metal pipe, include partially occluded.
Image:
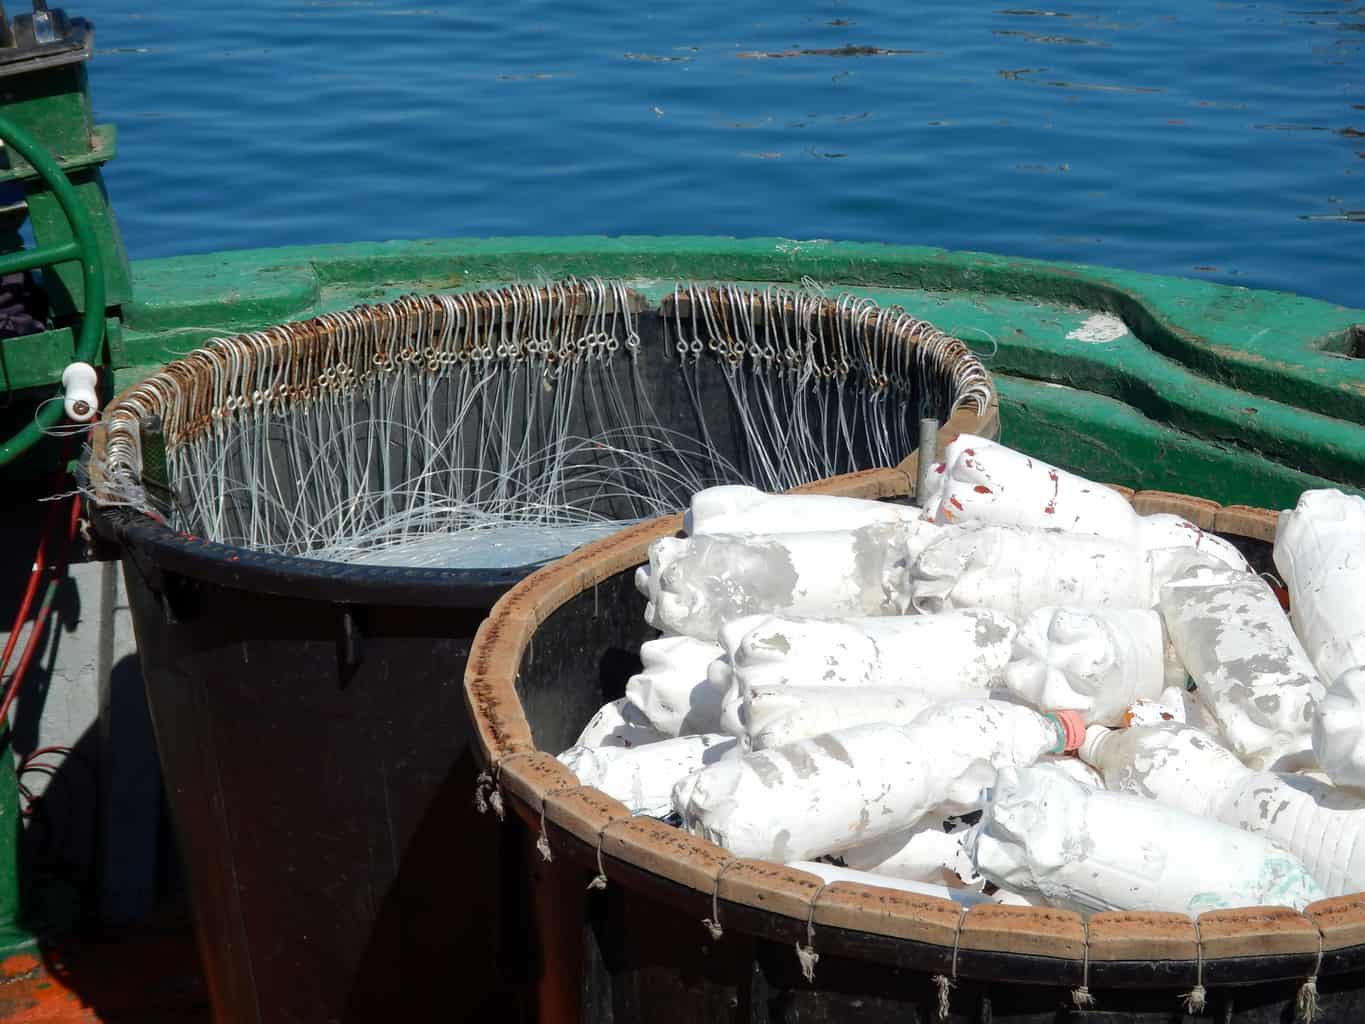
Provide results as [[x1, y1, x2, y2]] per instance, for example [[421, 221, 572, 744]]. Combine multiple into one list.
[[0, 114, 105, 468], [0, 239, 79, 277]]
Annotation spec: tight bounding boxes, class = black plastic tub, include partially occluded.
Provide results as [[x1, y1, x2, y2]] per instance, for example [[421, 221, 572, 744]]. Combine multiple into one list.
[[106, 510, 530, 1021], [91, 282, 996, 1023]]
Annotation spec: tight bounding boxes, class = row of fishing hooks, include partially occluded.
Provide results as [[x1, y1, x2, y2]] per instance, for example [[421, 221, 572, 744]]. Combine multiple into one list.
[[95, 279, 992, 566]]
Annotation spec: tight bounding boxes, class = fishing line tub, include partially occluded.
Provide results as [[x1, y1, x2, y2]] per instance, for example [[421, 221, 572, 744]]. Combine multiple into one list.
[[466, 484, 1365, 1024], [85, 280, 996, 1023]]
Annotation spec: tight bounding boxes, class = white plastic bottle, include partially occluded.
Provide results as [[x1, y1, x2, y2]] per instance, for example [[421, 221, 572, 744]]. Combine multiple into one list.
[[716, 608, 1016, 700], [737, 684, 941, 750], [1313, 667, 1365, 790], [676, 702, 1077, 862], [634, 524, 914, 640], [573, 697, 668, 749], [686, 485, 919, 537], [625, 636, 727, 736], [920, 435, 1138, 539], [1082, 722, 1365, 898], [1159, 561, 1323, 771], [559, 734, 737, 818], [970, 763, 1327, 915], [1274, 488, 1365, 688], [920, 436, 1249, 571], [840, 819, 984, 887], [1136, 513, 1249, 572], [1124, 684, 1233, 741], [1003, 608, 1166, 725], [908, 525, 1156, 619], [1040, 753, 1105, 789]]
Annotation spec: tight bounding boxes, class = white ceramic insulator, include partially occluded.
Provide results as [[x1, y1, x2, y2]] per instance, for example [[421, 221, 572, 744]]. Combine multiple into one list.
[[625, 636, 726, 737], [1274, 488, 1365, 689], [1159, 562, 1323, 771], [1003, 607, 1166, 725], [61, 361, 99, 422], [970, 763, 1326, 916], [686, 484, 919, 537], [558, 734, 736, 817]]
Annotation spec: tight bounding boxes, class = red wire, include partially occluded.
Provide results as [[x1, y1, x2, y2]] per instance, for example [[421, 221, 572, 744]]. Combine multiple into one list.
[[0, 505, 56, 683], [0, 494, 81, 729], [0, 437, 76, 684], [19, 745, 72, 765]]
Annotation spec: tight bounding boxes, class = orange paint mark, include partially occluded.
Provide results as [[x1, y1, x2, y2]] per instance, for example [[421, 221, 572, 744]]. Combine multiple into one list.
[[0, 933, 208, 1023], [973, 485, 992, 494], [949, 496, 964, 511]]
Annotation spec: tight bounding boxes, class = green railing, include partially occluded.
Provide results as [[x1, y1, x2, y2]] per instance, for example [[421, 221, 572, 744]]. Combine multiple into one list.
[[0, 114, 105, 468]]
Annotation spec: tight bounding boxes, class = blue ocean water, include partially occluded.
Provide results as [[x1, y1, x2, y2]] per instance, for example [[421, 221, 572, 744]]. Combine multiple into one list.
[[84, 0, 1362, 306]]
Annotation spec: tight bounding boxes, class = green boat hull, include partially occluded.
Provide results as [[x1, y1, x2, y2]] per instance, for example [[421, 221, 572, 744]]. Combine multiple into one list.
[[16, 234, 1362, 509]]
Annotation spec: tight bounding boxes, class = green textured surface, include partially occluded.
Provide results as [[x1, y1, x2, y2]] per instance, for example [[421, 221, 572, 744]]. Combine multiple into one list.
[[0, 113, 108, 470], [26, 169, 133, 313], [0, 49, 129, 315], [0, 319, 120, 392], [996, 378, 1346, 509], [63, 235, 1365, 507], [0, 123, 116, 185], [0, 63, 93, 158]]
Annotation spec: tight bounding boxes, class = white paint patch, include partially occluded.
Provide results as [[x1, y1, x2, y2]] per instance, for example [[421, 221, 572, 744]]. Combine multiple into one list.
[[1066, 313, 1129, 343]]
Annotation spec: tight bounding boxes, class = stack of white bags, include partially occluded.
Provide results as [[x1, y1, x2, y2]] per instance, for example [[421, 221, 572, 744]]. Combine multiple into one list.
[[556, 436, 1365, 917]]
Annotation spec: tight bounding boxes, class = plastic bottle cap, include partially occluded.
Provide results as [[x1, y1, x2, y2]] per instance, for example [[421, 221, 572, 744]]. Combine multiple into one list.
[[1078, 724, 1116, 766], [1044, 709, 1087, 754]]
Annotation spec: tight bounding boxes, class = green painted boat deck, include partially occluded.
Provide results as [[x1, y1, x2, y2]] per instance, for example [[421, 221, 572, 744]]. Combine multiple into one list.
[[80, 236, 1365, 510]]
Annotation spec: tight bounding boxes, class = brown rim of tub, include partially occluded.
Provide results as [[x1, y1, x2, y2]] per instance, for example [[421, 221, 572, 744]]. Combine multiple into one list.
[[463, 420, 1362, 1004]]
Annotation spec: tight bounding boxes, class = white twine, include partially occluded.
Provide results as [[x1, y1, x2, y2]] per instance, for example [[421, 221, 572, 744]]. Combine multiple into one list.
[[1184, 918, 1206, 1014], [934, 906, 967, 1021], [704, 859, 741, 941], [795, 882, 832, 983], [1298, 929, 1325, 1023], [587, 822, 612, 892], [1071, 920, 1095, 1009]]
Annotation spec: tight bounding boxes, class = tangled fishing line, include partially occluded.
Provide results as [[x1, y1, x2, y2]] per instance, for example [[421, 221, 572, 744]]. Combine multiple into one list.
[[93, 278, 992, 569]]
